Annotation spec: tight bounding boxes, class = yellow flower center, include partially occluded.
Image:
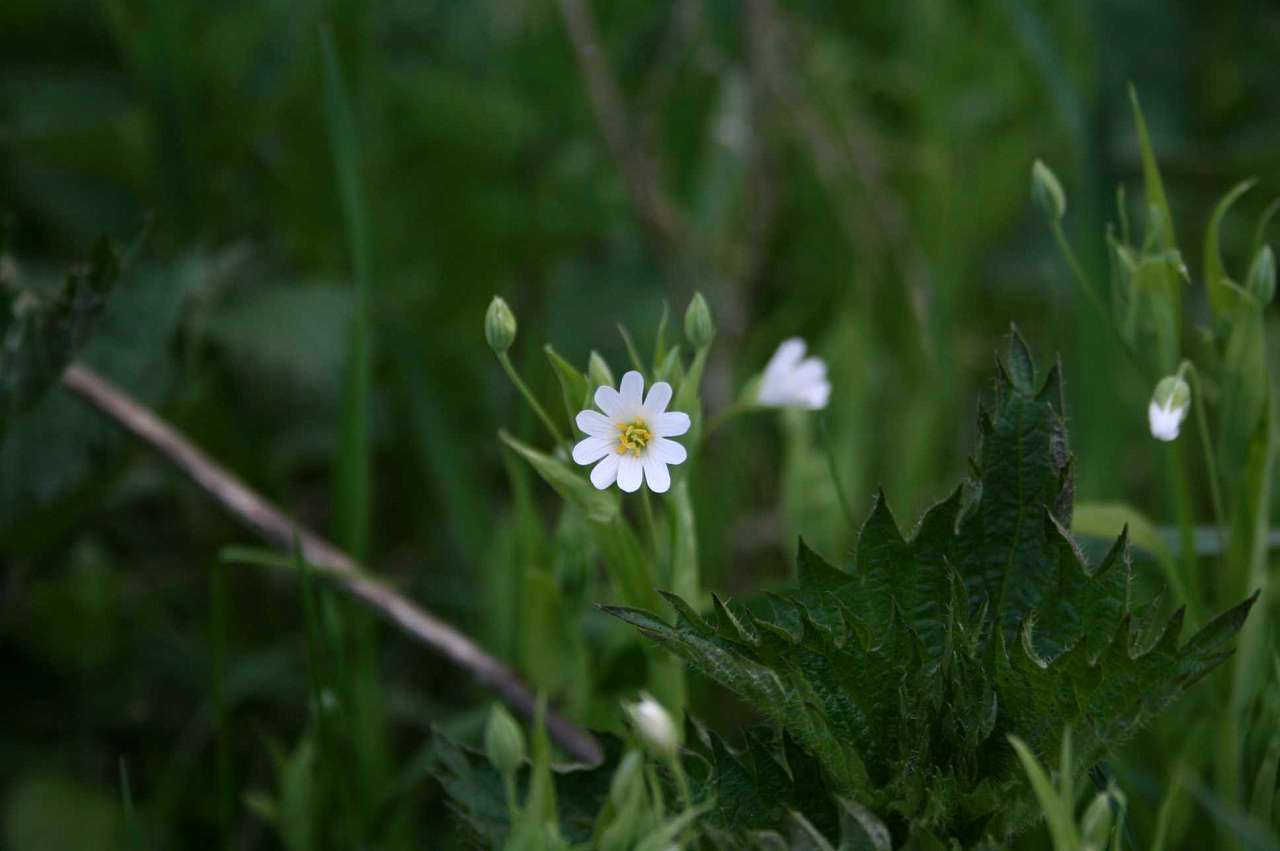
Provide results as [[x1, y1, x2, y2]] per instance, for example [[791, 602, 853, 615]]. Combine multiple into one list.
[[616, 419, 652, 456]]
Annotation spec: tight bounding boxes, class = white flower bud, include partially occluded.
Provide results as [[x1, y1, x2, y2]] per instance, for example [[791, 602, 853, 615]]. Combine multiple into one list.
[[1148, 374, 1191, 442], [623, 692, 678, 760]]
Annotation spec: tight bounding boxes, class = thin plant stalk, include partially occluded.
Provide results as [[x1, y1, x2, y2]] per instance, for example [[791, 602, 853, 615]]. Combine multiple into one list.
[[641, 487, 663, 570], [1180, 360, 1228, 544], [211, 561, 233, 844], [498, 351, 568, 446], [1166, 443, 1204, 624], [818, 415, 855, 526], [668, 754, 693, 812], [1051, 221, 1113, 336]]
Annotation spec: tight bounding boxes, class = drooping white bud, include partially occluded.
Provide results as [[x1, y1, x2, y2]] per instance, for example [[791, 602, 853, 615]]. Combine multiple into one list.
[[1148, 374, 1191, 442]]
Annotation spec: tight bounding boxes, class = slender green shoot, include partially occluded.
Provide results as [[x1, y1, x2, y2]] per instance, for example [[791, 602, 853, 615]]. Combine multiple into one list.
[[497, 350, 568, 446], [818, 414, 855, 526]]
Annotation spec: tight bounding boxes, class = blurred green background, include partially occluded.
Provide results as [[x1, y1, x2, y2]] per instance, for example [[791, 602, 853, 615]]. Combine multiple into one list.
[[4, 0, 1280, 847]]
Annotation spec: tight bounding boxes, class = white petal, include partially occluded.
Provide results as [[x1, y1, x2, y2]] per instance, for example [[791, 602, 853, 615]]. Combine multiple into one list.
[[651, 411, 691, 437], [643, 381, 673, 415], [590, 453, 621, 489], [1148, 401, 1182, 441], [573, 436, 613, 465], [791, 358, 827, 387], [766, 338, 807, 373], [756, 375, 787, 406], [617, 454, 643, 492], [576, 409, 616, 438], [595, 385, 624, 417], [649, 437, 687, 465], [802, 380, 831, 410], [620, 371, 645, 406], [643, 455, 671, 493]]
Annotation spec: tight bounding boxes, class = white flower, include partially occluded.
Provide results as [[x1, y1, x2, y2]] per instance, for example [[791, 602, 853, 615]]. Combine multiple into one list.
[[622, 692, 678, 759], [1148, 374, 1191, 442], [572, 370, 690, 494], [757, 338, 831, 410]]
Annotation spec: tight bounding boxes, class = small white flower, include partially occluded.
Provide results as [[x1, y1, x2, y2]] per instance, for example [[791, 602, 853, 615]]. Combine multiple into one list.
[[757, 338, 831, 410], [1148, 374, 1191, 442], [573, 370, 690, 494], [622, 692, 678, 759]]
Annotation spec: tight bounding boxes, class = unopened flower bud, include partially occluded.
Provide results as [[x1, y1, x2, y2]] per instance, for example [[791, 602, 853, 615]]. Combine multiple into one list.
[[484, 703, 526, 778], [684, 292, 715, 350], [588, 350, 614, 389], [608, 751, 644, 808], [485, 296, 517, 354], [623, 693, 678, 760], [1081, 790, 1118, 850], [1247, 246, 1275, 304], [1148, 374, 1191, 442], [1031, 159, 1067, 221]]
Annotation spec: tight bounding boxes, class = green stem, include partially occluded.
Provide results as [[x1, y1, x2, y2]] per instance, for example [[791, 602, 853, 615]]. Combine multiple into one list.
[[645, 763, 666, 821], [497, 351, 567, 446], [503, 773, 520, 823], [704, 400, 750, 438], [1166, 442, 1204, 627], [818, 415, 855, 526], [1051, 223, 1108, 318], [641, 488, 663, 571], [1179, 361, 1228, 545], [640, 483, 670, 591], [667, 754, 693, 811]]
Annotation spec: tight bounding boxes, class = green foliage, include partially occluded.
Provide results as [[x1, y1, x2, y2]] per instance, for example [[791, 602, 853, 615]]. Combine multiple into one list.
[[0, 237, 117, 433], [610, 333, 1257, 847]]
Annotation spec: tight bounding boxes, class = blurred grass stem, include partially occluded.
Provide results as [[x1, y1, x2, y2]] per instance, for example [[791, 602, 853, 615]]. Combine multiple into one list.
[[641, 488, 662, 569], [819, 415, 855, 526], [1050, 221, 1113, 335]]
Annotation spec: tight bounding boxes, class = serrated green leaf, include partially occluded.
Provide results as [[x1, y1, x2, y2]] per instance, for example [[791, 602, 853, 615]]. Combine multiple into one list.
[[613, 335, 1255, 847]]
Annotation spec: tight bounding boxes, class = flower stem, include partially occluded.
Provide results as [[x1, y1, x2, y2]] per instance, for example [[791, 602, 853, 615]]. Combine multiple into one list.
[[704, 400, 749, 438], [1166, 442, 1204, 625], [1179, 360, 1228, 544], [502, 773, 519, 822], [641, 487, 663, 569], [497, 351, 567, 446], [818, 415, 855, 526], [667, 754, 693, 811], [1051, 222, 1111, 329]]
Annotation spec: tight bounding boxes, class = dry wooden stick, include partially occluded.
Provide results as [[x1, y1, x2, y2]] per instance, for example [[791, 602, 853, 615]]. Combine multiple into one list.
[[61, 361, 604, 766]]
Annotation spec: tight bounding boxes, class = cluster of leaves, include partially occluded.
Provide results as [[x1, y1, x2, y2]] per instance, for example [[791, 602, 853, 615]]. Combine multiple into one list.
[[609, 333, 1256, 849], [0, 236, 118, 434]]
